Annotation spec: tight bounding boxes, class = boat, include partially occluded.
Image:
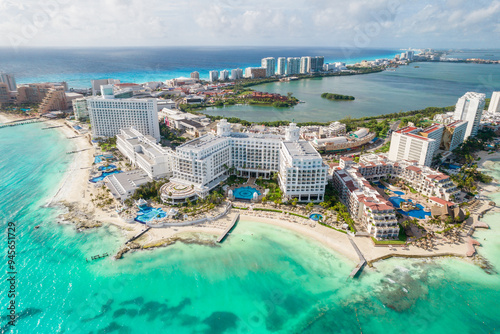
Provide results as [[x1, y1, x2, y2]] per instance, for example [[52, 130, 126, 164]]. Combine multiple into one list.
[[414, 66, 420, 68], [34, 225, 40, 229]]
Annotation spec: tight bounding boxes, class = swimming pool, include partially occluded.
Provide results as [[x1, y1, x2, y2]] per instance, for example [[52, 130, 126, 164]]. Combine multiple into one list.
[[393, 191, 405, 196], [135, 206, 167, 223], [94, 154, 115, 164], [389, 196, 406, 207], [374, 181, 387, 190], [233, 186, 261, 200], [399, 204, 431, 219], [309, 213, 323, 221], [89, 170, 121, 183], [98, 164, 117, 171]]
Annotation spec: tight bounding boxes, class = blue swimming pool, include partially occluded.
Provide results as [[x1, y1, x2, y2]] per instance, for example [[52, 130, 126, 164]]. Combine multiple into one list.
[[135, 206, 167, 223], [89, 170, 121, 183], [94, 154, 115, 164], [389, 196, 406, 207], [98, 164, 117, 171], [399, 204, 431, 219], [233, 186, 261, 200], [374, 181, 387, 189], [309, 213, 323, 221], [393, 191, 405, 196]]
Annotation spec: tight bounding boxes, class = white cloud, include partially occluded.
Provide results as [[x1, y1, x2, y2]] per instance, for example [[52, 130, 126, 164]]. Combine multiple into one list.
[[0, 0, 497, 48]]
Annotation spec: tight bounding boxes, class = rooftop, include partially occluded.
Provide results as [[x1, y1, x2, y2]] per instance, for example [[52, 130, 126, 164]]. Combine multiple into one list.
[[282, 140, 321, 160]]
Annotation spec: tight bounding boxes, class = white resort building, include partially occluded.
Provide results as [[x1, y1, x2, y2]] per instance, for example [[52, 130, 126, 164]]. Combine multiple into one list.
[[114, 120, 328, 204], [87, 85, 160, 140], [453, 92, 486, 140], [116, 127, 174, 179]]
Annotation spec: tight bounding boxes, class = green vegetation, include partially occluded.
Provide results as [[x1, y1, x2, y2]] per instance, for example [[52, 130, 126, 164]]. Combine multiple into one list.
[[257, 174, 283, 204], [98, 136, 117, 151], [321, 93, 355, 101], [318, 222, 348, 234], [131, 179, 168, 203], [253, 208, 282, 213], [375, 141, 391, 153], [159, 123, 187, 146]]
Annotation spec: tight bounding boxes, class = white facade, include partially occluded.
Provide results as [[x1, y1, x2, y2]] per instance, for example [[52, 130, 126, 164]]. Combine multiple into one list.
[[488, 91, 500, 113], [261, 57, 276, 77], [209, 70, 219, 82], [230, 68, 243, 80], [277, 57, 286, 75], [443, 120, 468, 152], [300, 57, 310, 74], [388, 126, 436, 166], [453, 92, 486, 139], [72, 98, 89, 121], [90, 79, 119, 96], [116, 128, 173, 179], [279, 140, 328, 202], [286, 57, 300, 75], [161, 120, 328, 203], [0, 73, 17, 92], [219, 70, 229, 81], [87, 94, 160, 141]]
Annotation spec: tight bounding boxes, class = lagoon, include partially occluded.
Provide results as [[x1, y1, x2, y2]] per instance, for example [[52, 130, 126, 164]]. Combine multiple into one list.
[[203, 62, 500, 122]]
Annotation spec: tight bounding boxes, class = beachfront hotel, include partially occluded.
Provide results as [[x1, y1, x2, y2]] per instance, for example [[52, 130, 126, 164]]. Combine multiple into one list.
[[113, 120, 328, 204], [116, 127, 174, 179], [388, 124, 443, 166], [333, 153, 459, 239], [453, 92, 486, 139], [87, 85, 160, 141]]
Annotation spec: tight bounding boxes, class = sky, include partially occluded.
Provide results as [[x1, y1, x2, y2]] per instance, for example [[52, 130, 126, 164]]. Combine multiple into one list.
[[0, 0, 499, 49]]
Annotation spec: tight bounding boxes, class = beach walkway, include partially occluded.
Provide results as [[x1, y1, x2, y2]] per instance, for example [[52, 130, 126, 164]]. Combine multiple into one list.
[[217, 213, 239, 243], [0, 118, 45, 129], [126, 227, 151, 244], [349, 238, 367, 278]]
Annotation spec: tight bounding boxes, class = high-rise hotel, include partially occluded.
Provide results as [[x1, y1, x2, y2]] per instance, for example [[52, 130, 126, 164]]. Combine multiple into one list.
[[87, 85, 160, 141], [453, 92, 485, 139]]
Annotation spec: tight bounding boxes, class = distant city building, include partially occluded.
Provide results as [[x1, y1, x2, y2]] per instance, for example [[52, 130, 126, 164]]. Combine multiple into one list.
[[190, 71, 200, 80], [406, 51, 415, 61], [0, 83, 12, 106], [488, 91, 500, 113], [277, 57, 286, 75], [286, 57, 300, 75], [230, 68, 243, 80], [244, 67, 267, 79], [91, 79, 120, 96], [300, 57, 310, 74], [261, 57, 276, 77], [453, 92, 486, 139], [0, 73, 17, 92], [219, 70, 229, 81], [307, 56, 324, 72], [209, 70, 219, 82], [87, 85, 160, 140]]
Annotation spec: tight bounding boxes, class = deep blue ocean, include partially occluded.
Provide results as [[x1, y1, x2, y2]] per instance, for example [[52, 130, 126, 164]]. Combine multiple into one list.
[[0, 47, 399, 88]]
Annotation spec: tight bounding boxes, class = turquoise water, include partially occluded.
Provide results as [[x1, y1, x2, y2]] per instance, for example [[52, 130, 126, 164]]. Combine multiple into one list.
[[204, 62, 500, 122], [135, 206, 167, 223], [1, 124, 500, 333], [233, 186, 261, 200]]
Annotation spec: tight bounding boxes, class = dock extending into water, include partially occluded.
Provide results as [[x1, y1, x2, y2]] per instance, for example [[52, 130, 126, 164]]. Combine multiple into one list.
[[349, 238, 367, 278], [217, 214, 239, 243], [0, 119, 45, 129], [87, 253, 109, 262], [125, 227, 151, 244]]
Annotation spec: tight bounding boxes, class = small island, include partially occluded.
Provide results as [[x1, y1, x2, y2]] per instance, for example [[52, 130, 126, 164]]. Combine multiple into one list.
[[321, 93, 355, 101]]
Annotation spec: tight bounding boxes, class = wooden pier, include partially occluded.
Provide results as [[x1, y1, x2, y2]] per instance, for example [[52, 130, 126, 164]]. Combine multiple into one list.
[[125, 227, 151, 244], [42, 125, 63, 130], [217, 214, 239, 243], [0, 119, 45, 129], [349, 238, 367, 278]]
